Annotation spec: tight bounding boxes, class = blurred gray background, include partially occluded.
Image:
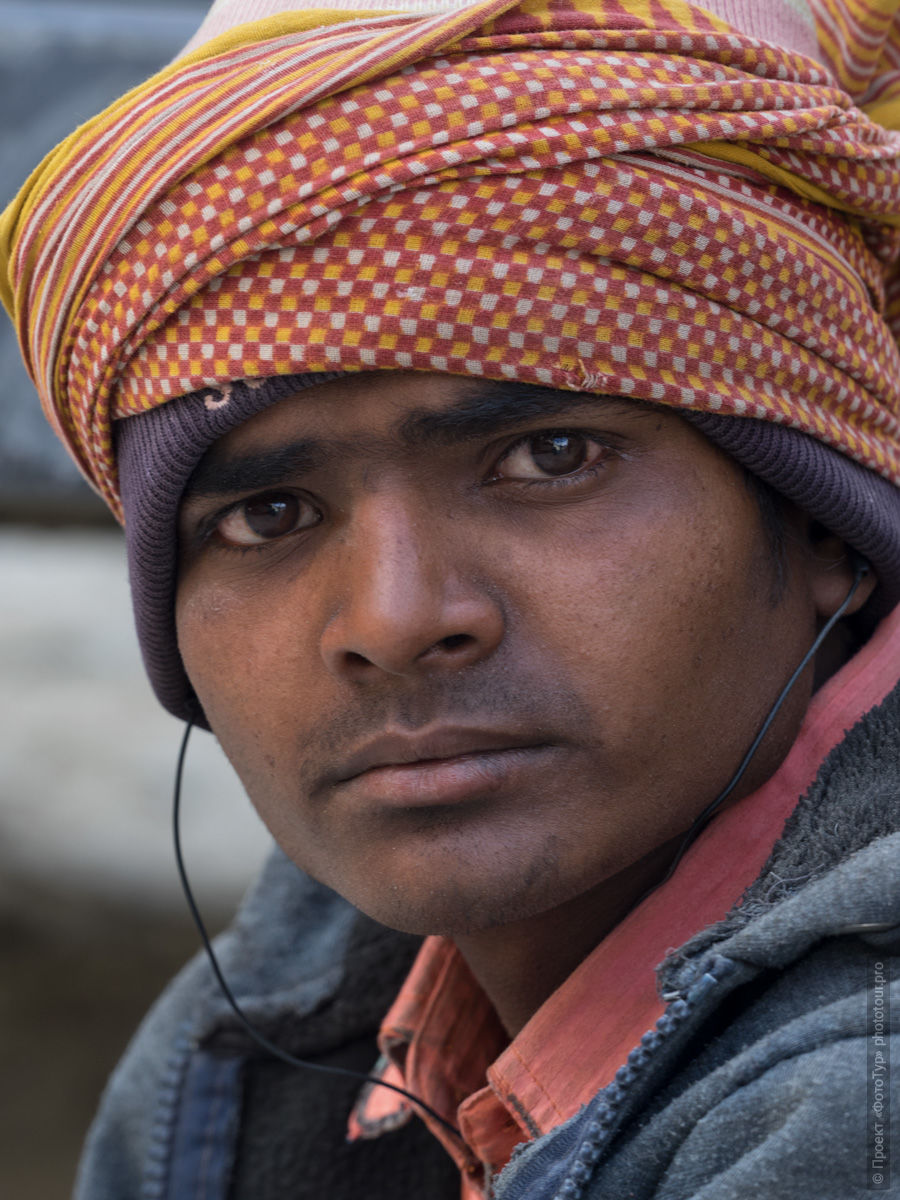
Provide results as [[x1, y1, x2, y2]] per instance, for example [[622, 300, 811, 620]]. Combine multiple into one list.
[[1, 3, 273, 1196]]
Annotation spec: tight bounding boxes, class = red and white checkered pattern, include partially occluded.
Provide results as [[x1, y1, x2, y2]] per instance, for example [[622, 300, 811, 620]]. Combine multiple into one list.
[[5, 0, 900, 516]]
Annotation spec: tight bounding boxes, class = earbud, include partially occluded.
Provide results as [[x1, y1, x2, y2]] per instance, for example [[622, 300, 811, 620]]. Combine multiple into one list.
[[850, 552, 871, 584]]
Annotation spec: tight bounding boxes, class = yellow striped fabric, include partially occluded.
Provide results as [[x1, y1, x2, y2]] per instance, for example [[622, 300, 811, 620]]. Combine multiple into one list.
[[2, 0, 900, 517]]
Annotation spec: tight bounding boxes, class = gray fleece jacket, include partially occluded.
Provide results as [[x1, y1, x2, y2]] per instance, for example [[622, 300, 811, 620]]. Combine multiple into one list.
[[75, 681, 900, 1200]]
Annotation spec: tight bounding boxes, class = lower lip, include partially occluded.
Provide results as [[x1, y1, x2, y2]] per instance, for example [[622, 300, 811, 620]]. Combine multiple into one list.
[[338, 746, 553, 808]]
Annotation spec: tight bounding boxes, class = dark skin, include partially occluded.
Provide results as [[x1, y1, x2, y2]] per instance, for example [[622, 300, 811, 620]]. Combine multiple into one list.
[[176, 372, 875, 1036]]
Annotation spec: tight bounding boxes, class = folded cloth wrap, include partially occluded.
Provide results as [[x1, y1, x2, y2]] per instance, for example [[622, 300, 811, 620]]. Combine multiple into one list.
[[3, 0, 900, 525]]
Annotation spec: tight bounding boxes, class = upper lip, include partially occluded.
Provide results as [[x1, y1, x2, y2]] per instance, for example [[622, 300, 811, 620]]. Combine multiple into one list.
[[335, 726, 549, 783]]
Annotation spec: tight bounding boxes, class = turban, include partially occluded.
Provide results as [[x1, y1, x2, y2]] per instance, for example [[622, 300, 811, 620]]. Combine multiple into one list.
[[3, 0, 900, 716], [5, 0, 900, 515]]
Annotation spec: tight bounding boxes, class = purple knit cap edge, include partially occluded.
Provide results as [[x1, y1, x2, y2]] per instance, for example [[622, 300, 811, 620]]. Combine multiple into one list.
[[117, 373, 341, 724], [117, 374, 900, 723]]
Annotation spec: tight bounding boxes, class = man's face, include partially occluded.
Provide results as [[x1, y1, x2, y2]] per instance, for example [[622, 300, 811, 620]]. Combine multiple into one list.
[[177, 373, 821, 935]]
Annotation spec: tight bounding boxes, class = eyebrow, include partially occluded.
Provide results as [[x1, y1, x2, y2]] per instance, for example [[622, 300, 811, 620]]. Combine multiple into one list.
[[183, 441, 331, 500], [182, 383, 647, 500], [396, 382, 644, 446]]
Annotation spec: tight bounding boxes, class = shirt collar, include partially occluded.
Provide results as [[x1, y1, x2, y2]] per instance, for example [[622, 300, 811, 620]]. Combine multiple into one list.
[[349, 604, 900, 1176]]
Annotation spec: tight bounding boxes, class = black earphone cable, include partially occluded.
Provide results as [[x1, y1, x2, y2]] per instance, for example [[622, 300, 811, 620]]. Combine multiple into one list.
[[634, 556, 871, 902], [172, 721, 465, 1142], [173, 557, 869, 1141]]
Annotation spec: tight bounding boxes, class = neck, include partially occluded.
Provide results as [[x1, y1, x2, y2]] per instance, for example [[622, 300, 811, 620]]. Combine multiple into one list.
[[452, 838, 679, 1037]]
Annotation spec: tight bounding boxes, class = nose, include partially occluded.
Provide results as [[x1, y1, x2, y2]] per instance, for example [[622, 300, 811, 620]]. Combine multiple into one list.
[[319, 495, 505, 681]]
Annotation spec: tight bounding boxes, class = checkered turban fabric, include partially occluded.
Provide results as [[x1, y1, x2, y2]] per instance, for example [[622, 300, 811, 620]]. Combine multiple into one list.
[[4, 0, 900, 521]]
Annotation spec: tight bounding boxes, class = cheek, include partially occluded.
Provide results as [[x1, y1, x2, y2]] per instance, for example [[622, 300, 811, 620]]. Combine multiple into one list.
[[178, 582, 246, 701], [176, 580, 309, 761], [177, 585, 325, 864], [509, 501, 783, 789], [512, 514, 727, 683]]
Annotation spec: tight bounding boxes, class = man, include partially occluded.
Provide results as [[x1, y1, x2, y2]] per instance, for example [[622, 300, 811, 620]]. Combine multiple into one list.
[[3, 0, 900, 1196]]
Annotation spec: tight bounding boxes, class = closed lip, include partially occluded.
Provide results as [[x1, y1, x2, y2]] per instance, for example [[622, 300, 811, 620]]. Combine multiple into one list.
[[333, 726, 552, 784]]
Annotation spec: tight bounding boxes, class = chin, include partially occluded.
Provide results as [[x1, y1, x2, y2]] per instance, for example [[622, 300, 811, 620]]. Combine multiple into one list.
[[318, 853, 576, 938], [274, 807, 612, 938], [350, 890, 553, 938]]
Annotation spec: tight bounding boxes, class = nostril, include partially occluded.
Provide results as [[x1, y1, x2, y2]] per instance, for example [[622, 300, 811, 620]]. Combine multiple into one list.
[[341, 634, 475, 673], [439, 633, 474, 652]]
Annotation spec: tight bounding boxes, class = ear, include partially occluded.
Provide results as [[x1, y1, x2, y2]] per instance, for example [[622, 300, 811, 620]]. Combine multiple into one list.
[[803, 522, 878, 619]]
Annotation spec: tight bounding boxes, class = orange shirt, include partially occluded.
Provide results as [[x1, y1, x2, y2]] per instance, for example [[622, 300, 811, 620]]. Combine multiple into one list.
[[349, 606, 900, 1197]]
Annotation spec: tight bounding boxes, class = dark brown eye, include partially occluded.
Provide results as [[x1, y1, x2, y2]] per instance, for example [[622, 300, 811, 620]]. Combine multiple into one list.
[[215, 493, 320, 547], [496, 432, 604, 480], [243, 497, 299, 537], [527, 434, 589, 475]]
